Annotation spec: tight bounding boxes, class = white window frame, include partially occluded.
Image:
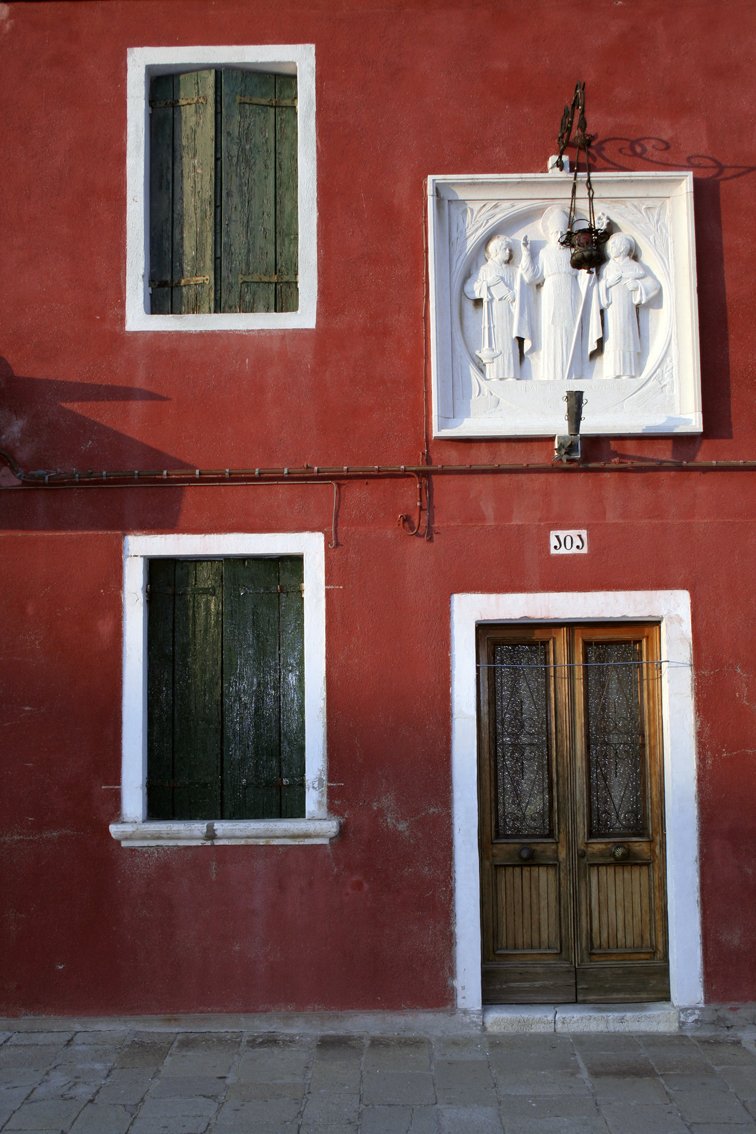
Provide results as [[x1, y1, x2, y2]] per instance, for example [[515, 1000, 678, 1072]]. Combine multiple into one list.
[[125, 45, 317, 332], [110, 532, 338, 846], [451, 590, 703, 1012]]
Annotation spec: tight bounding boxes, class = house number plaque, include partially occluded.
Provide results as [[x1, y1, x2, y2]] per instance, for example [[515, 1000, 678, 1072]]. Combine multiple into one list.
[[550, 530, 588, 554]]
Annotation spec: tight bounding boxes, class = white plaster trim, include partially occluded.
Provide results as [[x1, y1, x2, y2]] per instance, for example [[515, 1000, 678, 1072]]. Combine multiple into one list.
[[126, 45, 317, 331], [450, 590, 703, 1012], [117, 532, 330, 839], [110, 819, 340, 847]]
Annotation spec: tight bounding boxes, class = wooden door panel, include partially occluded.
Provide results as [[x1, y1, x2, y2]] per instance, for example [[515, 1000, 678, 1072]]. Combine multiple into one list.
[[479, 626, 574, 1003], [478, 622, 669, 1005], [587, 863, 655, 953], [577, 962, 670, 1003], [573, 625, 668, 990], [494, 864, 562, 953], [483, 963, 577, 1005]]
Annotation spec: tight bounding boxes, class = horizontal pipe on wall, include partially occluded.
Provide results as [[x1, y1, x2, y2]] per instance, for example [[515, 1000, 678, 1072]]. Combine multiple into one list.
[[1, 451, 756, 489]]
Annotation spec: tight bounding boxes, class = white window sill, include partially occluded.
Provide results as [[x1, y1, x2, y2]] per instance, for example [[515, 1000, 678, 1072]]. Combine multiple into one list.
[[109, 818, 340, 848], [125, 310, 316, 333]]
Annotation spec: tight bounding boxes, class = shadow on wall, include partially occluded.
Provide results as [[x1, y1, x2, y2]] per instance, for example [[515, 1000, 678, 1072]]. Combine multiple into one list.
[[0, 357, 187, 530], [590, 136, 756, 182], [589, 137, 756, 442]]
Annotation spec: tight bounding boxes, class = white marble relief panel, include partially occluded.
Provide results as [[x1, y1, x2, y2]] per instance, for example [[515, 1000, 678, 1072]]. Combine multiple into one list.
[[429, 173, 700, 438]]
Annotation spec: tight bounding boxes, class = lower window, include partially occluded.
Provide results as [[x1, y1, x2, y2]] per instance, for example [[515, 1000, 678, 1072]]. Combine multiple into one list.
[[111, 533, 337, 847], [148, 556, 305, 820]]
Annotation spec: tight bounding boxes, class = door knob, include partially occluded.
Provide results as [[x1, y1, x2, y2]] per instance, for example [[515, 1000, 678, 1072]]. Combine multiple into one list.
[[612, 844, 630, 861], [519, 846, 535, 861]]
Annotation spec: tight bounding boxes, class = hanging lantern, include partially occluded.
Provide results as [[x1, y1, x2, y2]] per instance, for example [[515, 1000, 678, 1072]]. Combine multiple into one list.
[[554, 82, 609, 271]]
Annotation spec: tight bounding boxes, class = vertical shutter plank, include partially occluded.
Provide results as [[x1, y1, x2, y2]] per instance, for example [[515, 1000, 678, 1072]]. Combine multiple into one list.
[[223, 558, 281, 818], [221, 70, 276, 313], [278, 557, 305, 816], [173, 70, 215, 314], [172, 560, 223, 817], [148, 75, 175, 316], [275, 74, 299, 313], [147, 559, 176, 818]]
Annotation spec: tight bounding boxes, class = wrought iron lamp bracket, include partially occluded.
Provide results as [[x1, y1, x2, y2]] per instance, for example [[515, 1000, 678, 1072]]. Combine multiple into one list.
[[554, 82, 609, 271]]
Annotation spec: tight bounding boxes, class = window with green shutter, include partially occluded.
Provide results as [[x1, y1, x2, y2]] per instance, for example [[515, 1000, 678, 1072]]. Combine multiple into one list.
[[146, 556, 305, 820], [148, 69, 299, 315]]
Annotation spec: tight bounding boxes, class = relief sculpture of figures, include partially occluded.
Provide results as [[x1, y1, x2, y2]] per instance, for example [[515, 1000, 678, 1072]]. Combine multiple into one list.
[[519, 206, 601, 381], [598, 233, 660, 378], [463, 235, 522, 380]]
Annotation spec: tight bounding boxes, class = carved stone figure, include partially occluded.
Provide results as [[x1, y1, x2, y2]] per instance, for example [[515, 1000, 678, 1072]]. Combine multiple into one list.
[[520, 206, 601, 381], [464, 235, 521, 380], [598, 233, 661, 378]]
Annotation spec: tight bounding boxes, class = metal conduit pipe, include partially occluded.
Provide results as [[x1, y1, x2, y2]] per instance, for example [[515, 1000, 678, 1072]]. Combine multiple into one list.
[[1, 450, 756, 488]]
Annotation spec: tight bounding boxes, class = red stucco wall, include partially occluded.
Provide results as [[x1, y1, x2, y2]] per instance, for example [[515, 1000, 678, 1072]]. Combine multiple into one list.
[[0, 0, 754, 1013]]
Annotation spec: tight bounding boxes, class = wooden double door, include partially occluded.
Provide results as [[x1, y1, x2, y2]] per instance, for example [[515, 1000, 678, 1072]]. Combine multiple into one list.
[[477, 623, 669, 1004]]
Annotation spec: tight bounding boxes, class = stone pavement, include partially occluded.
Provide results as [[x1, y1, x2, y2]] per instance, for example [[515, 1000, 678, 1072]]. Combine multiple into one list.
[[0, 1019, 755, 1134]]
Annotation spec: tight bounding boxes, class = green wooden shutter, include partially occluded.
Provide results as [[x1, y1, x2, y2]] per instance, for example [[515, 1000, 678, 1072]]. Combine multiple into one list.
[[147, 558, 305, 820], [277, 556, 306, 817], [222, 557, 305, 819], [220, 70, 299, 313], [147, 559, 223, 819], [149, 68, 298, 315], [149, 71, 215, 314], [274, 74, 299, 314], [146, 558, 177, 817]]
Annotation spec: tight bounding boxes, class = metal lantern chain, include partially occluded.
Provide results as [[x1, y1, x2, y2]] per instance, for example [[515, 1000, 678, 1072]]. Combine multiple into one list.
[[555, 82, 609, 271]]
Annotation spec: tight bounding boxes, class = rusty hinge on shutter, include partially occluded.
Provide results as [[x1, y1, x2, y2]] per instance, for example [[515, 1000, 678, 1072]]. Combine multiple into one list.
[[150, 276, 211, 290], [238, 274, 299, 285], [237, 96, 298, 108], [147, 586, 217, 597], [149, 96, 208, 109], [147, 778, 222, 788], [237, 584, 304, 596], [238, 777, 305, 788]]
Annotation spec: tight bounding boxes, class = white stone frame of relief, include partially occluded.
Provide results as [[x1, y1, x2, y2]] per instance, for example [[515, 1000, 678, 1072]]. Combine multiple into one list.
[[427, 172, 701, 438]]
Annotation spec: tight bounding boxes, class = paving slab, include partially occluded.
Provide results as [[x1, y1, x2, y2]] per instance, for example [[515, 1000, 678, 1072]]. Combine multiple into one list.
[[94, 1067, 156, 1105], [129, 1117, 212, 1134], [2, 1097, 85, 1129], [494, 1069, 591, 1096], [439, 1105, 504, 1133], [363, 1038, 432, 1072], [601, 1101, 690, 1134], [434, 1058, 497, 1106], [359, 1104, 414, 1134], [498, 1093, 602, 1119], [673, 1087, 754, 1124], [590, 1073, 672, 1104], [362, 1069, 436, 1106], [502, 1115, 610, 1134], [67, 1102, 133, 1134], [4, 1035, 75, 1047]]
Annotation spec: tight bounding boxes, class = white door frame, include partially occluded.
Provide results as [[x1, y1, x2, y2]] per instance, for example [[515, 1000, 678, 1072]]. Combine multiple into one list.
[[451, 590, 703, 1011]]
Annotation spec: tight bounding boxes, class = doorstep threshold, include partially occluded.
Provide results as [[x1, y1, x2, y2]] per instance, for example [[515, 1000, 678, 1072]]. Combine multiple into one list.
[[484, 1003, 679, 1034]]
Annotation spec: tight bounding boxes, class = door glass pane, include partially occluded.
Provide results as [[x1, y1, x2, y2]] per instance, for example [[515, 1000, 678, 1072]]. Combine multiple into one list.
[[585, 640, 647, 837], [492, 642, 552, 838]]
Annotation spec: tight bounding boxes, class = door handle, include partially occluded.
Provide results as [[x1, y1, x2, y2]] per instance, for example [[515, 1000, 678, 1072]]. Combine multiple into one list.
[[612, 844, 630, 861], [518, 846, 535, 861]]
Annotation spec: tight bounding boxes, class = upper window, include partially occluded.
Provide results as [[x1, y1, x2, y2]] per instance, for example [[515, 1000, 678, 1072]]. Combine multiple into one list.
[[126, 46, 317, 332]]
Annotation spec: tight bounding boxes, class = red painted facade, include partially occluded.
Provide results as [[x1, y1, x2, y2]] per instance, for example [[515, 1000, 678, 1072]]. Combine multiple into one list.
[[1, 0, 754, 1014]]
